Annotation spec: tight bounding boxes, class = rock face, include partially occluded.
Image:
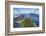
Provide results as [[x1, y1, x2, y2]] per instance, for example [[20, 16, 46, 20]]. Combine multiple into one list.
[[13, 15, 25, 27], [14, 15, 25, 23]]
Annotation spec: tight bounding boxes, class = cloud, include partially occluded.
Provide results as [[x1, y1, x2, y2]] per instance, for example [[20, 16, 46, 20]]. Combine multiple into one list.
[[13, 8, 39, 14]]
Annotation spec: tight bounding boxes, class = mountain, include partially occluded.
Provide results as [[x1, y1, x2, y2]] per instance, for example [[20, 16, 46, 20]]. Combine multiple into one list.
[[13, 13, 39, 28], [20, 13, 39, 21]]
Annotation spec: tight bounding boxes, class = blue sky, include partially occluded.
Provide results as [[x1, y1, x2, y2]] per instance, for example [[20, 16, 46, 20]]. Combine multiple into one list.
[[13, 8, 39, 15]]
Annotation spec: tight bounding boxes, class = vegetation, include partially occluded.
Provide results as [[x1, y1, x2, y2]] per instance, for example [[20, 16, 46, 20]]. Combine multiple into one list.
[[20, 18, 35, 27], [13, 13, 39, 27]]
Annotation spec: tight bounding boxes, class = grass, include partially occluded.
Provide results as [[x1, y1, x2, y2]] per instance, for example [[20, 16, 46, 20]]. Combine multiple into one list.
[[20, 18, 35, 27]]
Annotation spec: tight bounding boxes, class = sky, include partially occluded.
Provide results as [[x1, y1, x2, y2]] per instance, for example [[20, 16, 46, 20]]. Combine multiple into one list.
[[13, 8, 39, 15]]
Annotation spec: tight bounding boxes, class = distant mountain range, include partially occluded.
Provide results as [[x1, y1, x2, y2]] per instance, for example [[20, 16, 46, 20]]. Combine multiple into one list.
[[13, 13, 39, 17]]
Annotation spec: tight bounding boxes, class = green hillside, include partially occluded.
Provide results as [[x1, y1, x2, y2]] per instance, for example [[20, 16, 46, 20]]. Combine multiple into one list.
[[20, 18, 35, 27]]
